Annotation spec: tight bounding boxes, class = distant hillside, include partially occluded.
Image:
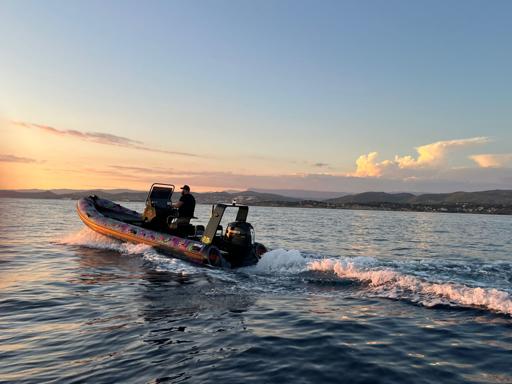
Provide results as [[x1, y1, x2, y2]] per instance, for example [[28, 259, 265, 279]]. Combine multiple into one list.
[[0, 190, 61, 199], [327, 192, 416, 204], [0, 189, 146, 201], [178, 190, 300, 204], [409, 190, 512, 205], [0, 189, 301, 204], [326, 190, 512, 206], [250, 188, 348, 200], [2, 189, 511, 214], [67, 190, 148, 201]]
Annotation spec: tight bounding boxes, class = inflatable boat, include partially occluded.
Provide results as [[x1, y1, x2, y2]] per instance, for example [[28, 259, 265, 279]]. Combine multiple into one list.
[[76, 183, 267, 268]]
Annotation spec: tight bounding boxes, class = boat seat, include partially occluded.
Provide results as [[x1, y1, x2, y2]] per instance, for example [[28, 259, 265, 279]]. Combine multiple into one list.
[[169, 223, 196, 237]]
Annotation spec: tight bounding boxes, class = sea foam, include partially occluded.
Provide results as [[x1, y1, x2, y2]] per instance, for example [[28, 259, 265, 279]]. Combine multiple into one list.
[[246, 249, 307, 274], [59, 227, 152, 255], [308, 257, 512, 316], [58, 228, 197, 273], [59, 230, 512, 315], [251, 251, 512, 315]]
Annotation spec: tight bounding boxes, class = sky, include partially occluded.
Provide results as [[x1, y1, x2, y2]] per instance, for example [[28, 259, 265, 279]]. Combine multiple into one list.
[[1, 0, 511, 193]]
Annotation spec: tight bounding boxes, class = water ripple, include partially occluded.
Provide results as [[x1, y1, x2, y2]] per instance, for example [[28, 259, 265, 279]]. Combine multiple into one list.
[[0, 199, 511, 383]]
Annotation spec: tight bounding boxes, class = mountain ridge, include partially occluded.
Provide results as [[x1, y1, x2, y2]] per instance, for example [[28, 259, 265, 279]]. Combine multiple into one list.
[[325, 190, 512, 205], [1, 188, 511, 206]]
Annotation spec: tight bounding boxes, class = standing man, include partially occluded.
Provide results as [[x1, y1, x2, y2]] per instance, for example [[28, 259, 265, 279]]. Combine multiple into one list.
[[171, 185, 196, 227]]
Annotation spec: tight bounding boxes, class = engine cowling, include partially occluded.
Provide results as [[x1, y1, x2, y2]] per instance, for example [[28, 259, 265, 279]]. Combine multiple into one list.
[[224, 221, 254, 247]]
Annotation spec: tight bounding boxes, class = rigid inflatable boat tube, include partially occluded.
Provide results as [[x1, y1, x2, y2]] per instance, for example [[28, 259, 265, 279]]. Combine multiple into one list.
[[76, 196, 224, 267]]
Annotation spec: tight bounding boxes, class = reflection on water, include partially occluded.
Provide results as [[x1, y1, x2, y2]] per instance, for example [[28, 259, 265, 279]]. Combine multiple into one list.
[[0, 198, 511, 383], [0, 268, 62, 290]]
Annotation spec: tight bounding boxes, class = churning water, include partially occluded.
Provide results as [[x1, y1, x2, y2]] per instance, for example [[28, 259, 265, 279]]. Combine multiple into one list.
[[1, 198, 511, 383]]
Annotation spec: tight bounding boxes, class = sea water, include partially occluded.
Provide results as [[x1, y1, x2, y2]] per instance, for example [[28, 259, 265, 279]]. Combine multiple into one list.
[[0, 198, 511, 383]]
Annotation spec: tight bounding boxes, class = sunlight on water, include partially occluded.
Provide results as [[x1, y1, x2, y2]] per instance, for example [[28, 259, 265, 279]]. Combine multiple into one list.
[[58, 211, 512, 316], [1, 198, 511, 383]]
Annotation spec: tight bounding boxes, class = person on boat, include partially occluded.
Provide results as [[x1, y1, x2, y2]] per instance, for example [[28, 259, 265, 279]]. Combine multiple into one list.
[[169, 184, 196, 229]]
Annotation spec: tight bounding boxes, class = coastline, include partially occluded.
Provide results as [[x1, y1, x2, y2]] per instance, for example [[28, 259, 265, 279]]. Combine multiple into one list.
[[1, 195, 510, 215]]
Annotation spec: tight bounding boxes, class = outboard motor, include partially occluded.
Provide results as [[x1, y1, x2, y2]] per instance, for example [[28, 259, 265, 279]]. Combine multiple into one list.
[[225, 221, 254, 246], [201, 203, 267, 268], [223, 221, 257, 267]]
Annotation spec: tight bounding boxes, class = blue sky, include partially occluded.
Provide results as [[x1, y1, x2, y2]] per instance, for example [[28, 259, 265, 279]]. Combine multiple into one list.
[[1, 0, 511, 192]]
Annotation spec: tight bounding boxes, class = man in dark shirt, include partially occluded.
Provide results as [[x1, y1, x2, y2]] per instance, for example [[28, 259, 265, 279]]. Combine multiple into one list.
[[171, 185, 196, 227]]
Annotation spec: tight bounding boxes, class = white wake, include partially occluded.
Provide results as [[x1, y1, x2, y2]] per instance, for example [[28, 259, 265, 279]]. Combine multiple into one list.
[[59, 228, 197, 273], [252, 250, 512, 316], [59, 230, 512, 316]]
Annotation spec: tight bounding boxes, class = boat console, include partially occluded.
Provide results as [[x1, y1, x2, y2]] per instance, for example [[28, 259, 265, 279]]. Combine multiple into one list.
[[142, 183, 176, 229]]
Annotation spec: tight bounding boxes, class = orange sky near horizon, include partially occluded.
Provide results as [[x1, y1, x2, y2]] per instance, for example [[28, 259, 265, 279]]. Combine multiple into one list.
[[0, 120, 296, 192], [1, 119, 511, 193]]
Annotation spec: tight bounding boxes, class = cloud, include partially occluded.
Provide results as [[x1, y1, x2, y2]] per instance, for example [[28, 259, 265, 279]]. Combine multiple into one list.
[[0, 154, 38, 163], [394, 137, 490, 168], [313, 162, 329, 168], [107, 165, 232, 177], [470, 154, 512, 168], [13, 121, 201, 158], [149, 169, 512, 193], [39, 162, 512, 193], [352, 137, 490, 177], [353, 152, 394, 177], [109, 165, 173, 174]]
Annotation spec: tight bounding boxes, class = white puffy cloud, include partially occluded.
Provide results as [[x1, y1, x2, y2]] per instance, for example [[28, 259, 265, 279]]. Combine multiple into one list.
[[470, 154, 512, 168], [395, 137, 490, 168], [353, 152, 393, 177], [352, 137, 490, 177]]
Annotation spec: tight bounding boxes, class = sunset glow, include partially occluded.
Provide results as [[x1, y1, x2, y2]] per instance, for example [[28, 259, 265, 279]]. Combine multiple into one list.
[[1, 1, 510, 193]]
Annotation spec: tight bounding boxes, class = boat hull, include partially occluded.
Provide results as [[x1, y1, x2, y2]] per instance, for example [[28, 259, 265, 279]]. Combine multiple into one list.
[[76, 196, 226, 267]]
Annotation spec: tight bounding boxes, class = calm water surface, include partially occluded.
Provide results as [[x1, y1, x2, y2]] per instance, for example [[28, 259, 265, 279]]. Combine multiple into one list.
[[1, 198, 511, 383]]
